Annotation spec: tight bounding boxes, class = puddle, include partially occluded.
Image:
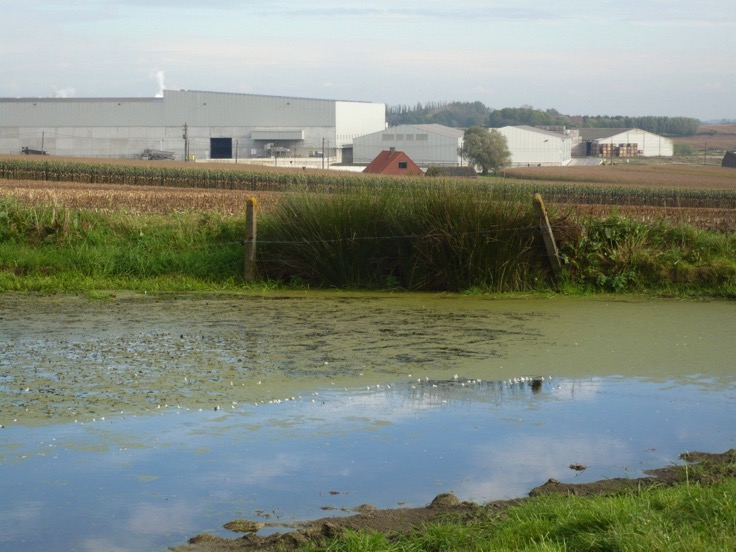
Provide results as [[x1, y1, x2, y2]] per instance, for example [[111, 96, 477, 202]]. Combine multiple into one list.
[[0, 293, 735, 551]]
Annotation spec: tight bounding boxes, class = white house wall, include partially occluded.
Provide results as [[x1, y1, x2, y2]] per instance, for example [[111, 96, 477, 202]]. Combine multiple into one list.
[[353, 124, 464, 166], [496, 126, 571, 167], [595, 129, 673, 157], [0, 90, 385, 160]]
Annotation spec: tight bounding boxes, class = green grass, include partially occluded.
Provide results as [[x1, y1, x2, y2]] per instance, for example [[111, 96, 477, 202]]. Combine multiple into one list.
[[1, 189, 735, 296], [319, 478, 736, 552]]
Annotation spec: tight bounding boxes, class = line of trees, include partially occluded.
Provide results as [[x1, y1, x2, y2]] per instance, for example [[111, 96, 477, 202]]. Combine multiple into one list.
[[387, 103, 700, 136]]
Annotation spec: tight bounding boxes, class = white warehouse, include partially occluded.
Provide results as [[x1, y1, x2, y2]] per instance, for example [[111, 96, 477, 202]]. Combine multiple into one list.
[[0, 90, 386, 162], [495, 126, 572, 167], [577, 128, 673, 158], [353, 124, 465, 166]]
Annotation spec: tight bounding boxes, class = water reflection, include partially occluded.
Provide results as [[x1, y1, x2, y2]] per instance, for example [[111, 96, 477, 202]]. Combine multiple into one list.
[[1, 376, 734, 551]]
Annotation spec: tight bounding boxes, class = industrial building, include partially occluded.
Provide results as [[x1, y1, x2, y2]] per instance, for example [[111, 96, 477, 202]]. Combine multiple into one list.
[[353, 124, 465, 167], [0, 90, 386, 163], [495, 126, 572, 167], [575, 128, 674, 158]]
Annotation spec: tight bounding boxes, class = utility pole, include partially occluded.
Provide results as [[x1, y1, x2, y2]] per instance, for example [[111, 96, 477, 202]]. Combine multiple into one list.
[[182, 123, 189, 162], [322, 138, 325, 170]]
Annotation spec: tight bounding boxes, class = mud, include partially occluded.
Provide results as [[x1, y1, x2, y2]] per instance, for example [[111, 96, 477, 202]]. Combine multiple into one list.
[[172, 450, 736, 551]]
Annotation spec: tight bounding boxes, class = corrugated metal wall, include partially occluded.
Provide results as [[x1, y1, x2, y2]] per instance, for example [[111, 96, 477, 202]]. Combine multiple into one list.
[[497, 127, 572, 167], [0, 91, 385, 160], [353, 124, 464, 166]]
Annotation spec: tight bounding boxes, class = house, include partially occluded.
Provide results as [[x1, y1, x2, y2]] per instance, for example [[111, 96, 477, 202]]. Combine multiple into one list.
[[722, 151, 736, 168], [363, 148, 424, 176], [495, 126, 572, 167], [353, 124, 464, 167]]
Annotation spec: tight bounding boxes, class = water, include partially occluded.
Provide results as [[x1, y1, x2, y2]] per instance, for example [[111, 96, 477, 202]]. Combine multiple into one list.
[[1, 293, 735, 551]]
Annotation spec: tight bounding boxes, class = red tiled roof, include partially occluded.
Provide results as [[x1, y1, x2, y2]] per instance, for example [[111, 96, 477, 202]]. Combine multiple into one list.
[[363, 149, 423, 176]]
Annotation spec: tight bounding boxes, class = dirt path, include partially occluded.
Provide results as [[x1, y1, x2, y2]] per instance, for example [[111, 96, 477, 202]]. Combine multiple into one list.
[[171, 450, 736, 551]]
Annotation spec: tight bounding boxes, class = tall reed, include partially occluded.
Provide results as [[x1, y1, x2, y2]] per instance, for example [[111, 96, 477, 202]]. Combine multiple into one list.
[[259, 182, 549, 291]]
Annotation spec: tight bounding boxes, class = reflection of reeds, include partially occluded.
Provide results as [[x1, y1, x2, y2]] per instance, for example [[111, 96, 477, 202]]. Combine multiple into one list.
[[259, 183, 547, 292]]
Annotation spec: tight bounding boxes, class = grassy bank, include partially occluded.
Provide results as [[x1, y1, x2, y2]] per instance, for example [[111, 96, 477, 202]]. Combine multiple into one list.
[[323, 477, 736, 551], [1, 182, 735, 295]]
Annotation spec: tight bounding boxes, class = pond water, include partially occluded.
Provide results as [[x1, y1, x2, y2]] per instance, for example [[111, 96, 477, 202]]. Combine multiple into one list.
[[0, 293, 735, 551]]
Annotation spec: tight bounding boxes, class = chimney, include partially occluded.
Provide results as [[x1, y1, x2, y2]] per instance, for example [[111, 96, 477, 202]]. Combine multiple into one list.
[[389, 147, 395, 155]]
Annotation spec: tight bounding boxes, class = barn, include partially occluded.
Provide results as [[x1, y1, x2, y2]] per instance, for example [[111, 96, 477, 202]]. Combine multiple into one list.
[[495, 126, 572, 167], [353, 124, 464, 167], [576, 128, 673, 158], [0, 90, 386, 163]]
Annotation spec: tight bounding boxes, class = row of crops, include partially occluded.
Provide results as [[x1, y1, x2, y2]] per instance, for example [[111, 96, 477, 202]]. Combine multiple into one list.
[[2, 157, 735, 209]]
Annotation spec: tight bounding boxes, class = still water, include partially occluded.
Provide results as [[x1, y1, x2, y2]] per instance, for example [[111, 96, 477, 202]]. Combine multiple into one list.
[[0, 293, 735, 551]]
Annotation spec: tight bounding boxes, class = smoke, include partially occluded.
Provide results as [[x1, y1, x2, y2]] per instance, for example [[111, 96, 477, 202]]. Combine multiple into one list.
[[153, 70, 166, 97], [53, 87, 76, 98]]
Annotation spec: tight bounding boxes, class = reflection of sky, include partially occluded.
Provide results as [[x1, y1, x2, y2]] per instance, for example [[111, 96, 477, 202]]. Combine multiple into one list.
[[1, 377, 735, 551]]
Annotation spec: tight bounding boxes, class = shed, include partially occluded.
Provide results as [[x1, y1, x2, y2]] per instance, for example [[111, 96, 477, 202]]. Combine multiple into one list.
[[363, 148, 423, 176], [722, 151, 736, 168]]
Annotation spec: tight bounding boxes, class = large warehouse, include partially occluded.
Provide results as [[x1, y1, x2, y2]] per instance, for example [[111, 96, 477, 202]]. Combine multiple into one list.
[[0, 90, 386, 162], [496, 126, 572, 167], [353, 124, 465, 166], [576, 128, 673, 158]]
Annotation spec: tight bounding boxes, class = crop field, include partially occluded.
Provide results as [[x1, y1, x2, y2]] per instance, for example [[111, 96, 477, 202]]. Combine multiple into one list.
[[504, 163, 736, 190], [674, 124, 736, 151], [0, 179, 283, 215], [1, 155, 735, 230]]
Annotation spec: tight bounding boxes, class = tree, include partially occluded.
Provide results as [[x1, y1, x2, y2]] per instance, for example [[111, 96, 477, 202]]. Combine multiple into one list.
[[461, 126, 511, 175]]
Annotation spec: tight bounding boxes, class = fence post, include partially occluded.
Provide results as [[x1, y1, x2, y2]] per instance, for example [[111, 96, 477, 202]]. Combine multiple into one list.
[[533, 193, 562, 278], [244, 197, 257, 282]]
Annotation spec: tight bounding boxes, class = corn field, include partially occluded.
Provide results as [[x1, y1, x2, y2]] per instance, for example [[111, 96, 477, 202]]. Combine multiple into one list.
[[1, 157, 736, 212]]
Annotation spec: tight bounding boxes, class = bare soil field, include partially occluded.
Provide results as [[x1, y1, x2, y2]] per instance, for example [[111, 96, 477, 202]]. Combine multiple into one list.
[[0, 179, 284, 215], [674, 124, 736, 152], [505, 163, 736, 190]]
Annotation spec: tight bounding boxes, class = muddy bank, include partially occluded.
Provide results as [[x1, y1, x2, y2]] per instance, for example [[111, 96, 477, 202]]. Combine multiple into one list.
[[172, 450, 736, 551]]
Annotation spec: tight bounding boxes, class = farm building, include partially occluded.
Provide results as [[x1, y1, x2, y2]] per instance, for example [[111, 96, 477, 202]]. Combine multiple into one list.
[[575, 128, 673, 158], [495, 126, 572, 167], [0, 90, 386, 163], [353, 124, 464, 167], [363, 148, 423, 176], [722, 151, 736, 168]]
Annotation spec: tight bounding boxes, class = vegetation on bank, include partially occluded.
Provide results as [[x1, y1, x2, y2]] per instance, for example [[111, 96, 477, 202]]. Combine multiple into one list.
[[1, 181, 735, 296], [321, 477, 736, 551]]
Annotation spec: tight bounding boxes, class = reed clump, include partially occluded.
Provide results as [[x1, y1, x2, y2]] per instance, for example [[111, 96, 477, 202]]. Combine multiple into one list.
[[258, 183, 549, 292]]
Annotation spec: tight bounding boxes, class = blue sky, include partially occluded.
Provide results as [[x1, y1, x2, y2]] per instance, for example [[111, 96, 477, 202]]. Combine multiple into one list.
[[2, 1, 734, 120]]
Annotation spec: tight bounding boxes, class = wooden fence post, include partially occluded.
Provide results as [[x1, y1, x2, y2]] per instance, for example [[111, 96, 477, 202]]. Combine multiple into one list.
[[533, 193, 562, 278], [244, 197, 257, 282]]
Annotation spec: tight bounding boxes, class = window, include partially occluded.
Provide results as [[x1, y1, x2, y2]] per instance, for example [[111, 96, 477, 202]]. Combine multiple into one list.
[[398, 161, 408, 169]]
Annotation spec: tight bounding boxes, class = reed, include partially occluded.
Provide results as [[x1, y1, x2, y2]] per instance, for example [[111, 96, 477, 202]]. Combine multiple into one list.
[[258, 182, 548, 291]]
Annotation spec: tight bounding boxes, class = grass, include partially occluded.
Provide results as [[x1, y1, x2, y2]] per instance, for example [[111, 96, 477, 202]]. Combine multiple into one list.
[[320, 478, 736, 552], [1, 182, 736, 295]]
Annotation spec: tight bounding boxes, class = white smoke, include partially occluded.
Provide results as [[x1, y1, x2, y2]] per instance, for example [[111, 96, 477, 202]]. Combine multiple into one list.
[[53, 87, 76, 98], [153, 70, 166, 97]]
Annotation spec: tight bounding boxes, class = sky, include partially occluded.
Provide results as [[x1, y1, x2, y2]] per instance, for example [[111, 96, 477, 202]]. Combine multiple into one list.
[[1, 1, 734, 120]]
